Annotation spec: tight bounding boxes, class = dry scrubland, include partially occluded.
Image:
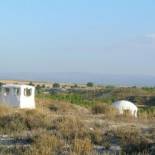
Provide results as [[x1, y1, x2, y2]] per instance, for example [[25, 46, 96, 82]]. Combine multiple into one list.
[[0, 97, 154, 155]]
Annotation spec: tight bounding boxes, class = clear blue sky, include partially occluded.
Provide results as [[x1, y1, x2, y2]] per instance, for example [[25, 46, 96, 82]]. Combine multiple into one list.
[[0, 0, 155, 75]]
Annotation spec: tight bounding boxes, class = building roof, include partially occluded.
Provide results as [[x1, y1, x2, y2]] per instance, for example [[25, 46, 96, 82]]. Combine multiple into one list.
[[2, 84, 35, 89]]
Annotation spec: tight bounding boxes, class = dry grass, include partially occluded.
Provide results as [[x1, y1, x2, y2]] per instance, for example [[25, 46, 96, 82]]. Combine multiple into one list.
[[92, 103, 116, 114], [111, 127, 140, 144], [72, 138, 93, 155], [0, 104, 12, 116], [139, 111, 155, 121], [51, 116, 89, 142], [47, 101, 77, 114], [0, 97, 154, 155], [28, 132, 63, 155], [36, 97, 85, 115], [91, 103, 153, 123], [107, 127, 152, 153], [91, 103, 118, 120], [89, 127, 111, 149], [0, 108, 51, 135]]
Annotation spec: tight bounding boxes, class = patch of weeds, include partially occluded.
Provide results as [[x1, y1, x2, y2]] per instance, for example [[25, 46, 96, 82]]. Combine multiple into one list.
[[0, 110, 50, 134], [72, 138, 93, 155], [51, 116, 88, 141], [0, 113, 27, 134]]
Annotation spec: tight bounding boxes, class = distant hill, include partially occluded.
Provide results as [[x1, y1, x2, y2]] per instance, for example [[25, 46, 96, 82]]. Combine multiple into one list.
[[0, 72, 155, 86]]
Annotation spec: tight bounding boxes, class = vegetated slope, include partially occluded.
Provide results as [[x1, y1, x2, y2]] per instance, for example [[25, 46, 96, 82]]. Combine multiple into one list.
[[38, 86, 155, 107], [0, 96, 154, 155]]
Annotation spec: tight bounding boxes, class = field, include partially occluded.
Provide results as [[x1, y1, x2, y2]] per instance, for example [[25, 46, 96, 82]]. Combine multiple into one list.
[[0, 81, 155, 155]]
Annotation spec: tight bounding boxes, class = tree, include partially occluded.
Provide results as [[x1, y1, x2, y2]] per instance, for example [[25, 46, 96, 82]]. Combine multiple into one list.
[[36, 84, 42, 94], [0, 82, 4, 88], [87, 82, 94, 87], [0, 82, 4, 91], [74, 84, 78, 88], [41, 84, 46, 88], [36, 84, 41, 89], [71, 84, 78, 88], [53, 83, 60, 88], [29, 81, 35, 86]]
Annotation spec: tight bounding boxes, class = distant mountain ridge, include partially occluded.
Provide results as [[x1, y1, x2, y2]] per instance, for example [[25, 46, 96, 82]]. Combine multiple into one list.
[[0, 72, 155, 86]]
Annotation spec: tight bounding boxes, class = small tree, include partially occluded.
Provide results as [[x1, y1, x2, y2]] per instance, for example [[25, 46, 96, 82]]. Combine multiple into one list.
[[71, 84, 78, 88], [0, 82, 4, 88], [36, 84, 42, 94], [53, 83, 60, 88], [29, 81, 35, 86], [36, 84, 41, 89], [74, 84, 78, 88], [42, 84, 46, 88], [87, 82, 94, 87]]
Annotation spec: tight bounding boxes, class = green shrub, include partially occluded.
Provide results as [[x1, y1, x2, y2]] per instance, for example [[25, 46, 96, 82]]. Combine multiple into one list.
[[53, 83, 60, 88], [87, 82, 94, 87], [139, 107, 155, 119]]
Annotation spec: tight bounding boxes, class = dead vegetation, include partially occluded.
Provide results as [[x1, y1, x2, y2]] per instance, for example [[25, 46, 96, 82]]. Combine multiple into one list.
[[0, 97, 154, 155]]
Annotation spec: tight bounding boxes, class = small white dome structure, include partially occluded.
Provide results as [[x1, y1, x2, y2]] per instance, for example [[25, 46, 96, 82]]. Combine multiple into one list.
[[112, 100, 138, 117], [0, 84, 35, 109]]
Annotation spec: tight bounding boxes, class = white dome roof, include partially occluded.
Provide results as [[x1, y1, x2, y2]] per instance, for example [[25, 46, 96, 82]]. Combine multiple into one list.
[[113, 100, 138, 110]]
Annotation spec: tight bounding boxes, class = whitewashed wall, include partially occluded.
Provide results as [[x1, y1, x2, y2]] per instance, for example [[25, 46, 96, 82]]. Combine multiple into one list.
[[0, 85, 35, 109]]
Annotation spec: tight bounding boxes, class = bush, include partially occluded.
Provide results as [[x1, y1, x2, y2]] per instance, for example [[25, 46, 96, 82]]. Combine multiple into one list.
[[47, 102, 75, 113], [48, 104, 59, 112], [28, 82, 35, 86], [92, 103, 117, 116], [139, 107, 155, 120], [53, 83, 60, 88], [87, 82, 94, 87], [89, 128, 104, 145]]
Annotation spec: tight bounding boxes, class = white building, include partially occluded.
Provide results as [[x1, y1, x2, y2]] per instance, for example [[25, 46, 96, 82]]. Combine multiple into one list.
[[0, 84, 35, 109], [112, 100, 138, 117]]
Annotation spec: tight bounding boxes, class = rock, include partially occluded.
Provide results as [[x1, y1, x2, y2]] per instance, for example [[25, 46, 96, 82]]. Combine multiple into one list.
[[94, 145, 122, 154], [150, 144, 155, 155], [94, 145, 105, 153], [110, 145, 121, 151]]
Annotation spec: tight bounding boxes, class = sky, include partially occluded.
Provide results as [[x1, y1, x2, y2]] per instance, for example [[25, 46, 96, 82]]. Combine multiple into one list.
[[0, 0, 155, 76]]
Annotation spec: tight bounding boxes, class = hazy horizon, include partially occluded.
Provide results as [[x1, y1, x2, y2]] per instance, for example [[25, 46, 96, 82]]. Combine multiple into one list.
[[0, 72, 155, 86]]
